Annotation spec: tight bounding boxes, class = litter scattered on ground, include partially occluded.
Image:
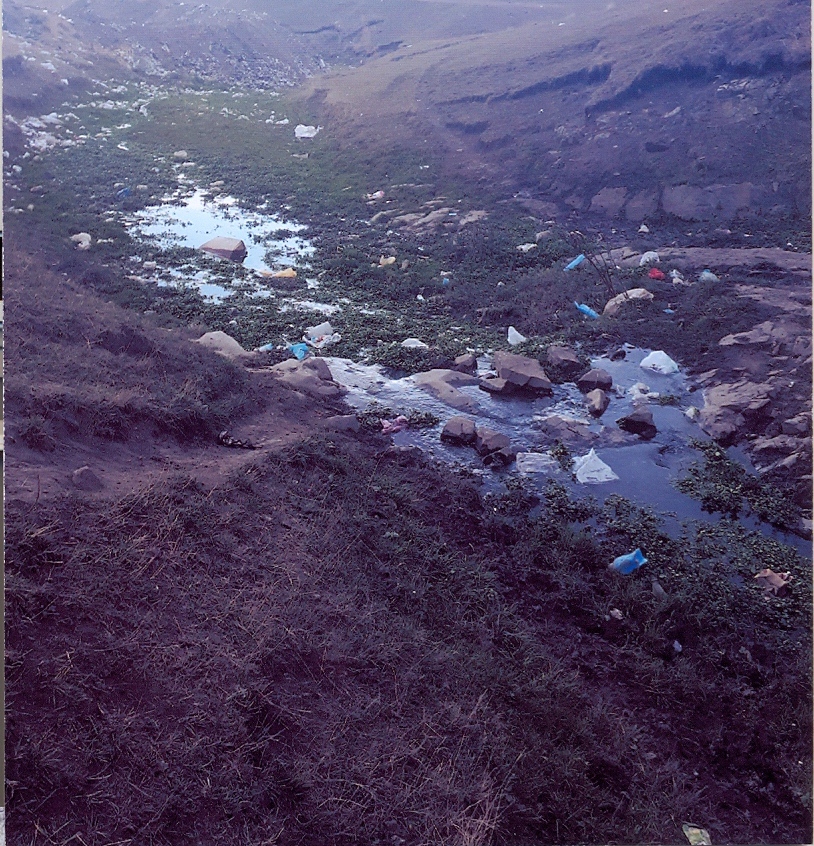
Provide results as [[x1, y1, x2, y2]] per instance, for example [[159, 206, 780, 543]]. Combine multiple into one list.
[[609, 608, 624, 620], [366, 190, 385, 200], [379, 255, 396, 266], [640, 350, 679, 375], [401, 338, 429, 349], [574, 302, 600, 319], [517, 242, 537, 252], [573, 448, 619, 484], [564, 253, 586, 271], [217, 430, 258, 450], [304, 321, 341, 349], [507, 326, 527, 345], [648, 267, 666, 280], [381, 416, 409, 434], [639, 251, 660, 266], [288, 342, 310, 360], [70, 232, 92, 250], [516, 452, 560, 474], [294, 124, 321, 139], [670, 269, 688, 284], [638, 223, 650, 233], [682, 823, 713, 845], [754, 568, 792, 597], [699, 269, 719, 283], [609, 548, 647, 574]]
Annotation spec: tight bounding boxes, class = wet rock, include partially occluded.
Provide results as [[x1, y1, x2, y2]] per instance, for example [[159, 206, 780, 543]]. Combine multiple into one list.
[[483, 446, 517, 467], [492, 351, 552, 395], [271, 357, 346, 399], [475, 427, 511, 457], [610, 348, 627, 361], [440, 416, 477, 446], [413, 369, 478, 411], [324, 415, 360, 433], [479, 376, 513, 395], [452, 353, 478, 373], [545, 345, 582, 379], [72, 466, 103, 492], [781, 412, 811, 436], [617, 405, 657, 439], [577, 368, 613, 393], [537, 415, 594, 444], [585, 388, 610, 417]]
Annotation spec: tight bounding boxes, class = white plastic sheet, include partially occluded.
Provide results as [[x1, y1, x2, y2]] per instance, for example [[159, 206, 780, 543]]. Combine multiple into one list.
[[573, 448, 619, 484], [640, 350, 679, 375]]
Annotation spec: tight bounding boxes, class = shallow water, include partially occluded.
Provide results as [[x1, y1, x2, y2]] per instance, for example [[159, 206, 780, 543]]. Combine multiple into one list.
[[325, 349, 809, 553]]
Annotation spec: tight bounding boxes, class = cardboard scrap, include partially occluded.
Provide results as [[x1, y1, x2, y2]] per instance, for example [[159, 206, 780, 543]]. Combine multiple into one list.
[[753, 568, 792, 597]]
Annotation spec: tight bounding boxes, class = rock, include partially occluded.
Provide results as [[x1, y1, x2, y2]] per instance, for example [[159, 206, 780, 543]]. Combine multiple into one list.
[[440, 416, 477, 446], [452, 353, 478, 373], [719, 321, 794, 347], [545, 345, 583, 378], [576, 368, 613, 393], [479, 376, 513, 395], [590, 187, 627, 217], [492, 351, 553, 395], [475, 427, 511, 456], [324, 415, 360, 433], [603, 287, 654, 317], [782, 413, 812, 436], [617, 405, 657, 439], [194, 330, 253, 360], [698, 379, 774, 444], [610, 348, 627, 361], [585, 389, 610, 417], [625, 189, 659, 221], [662, 182, 758, 222], [483, 446, 517, 467], [271, 358, 346, 399], [413, 369, 478, 410], [401, 338, 428, 349], [173, 150, 188, 159], [537, 415, 594, 444], [72, 466, 103, 491], [752, 435, 809, 455]]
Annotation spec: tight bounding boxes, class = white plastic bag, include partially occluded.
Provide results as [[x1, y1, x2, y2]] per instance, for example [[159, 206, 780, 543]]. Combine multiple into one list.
[[573, 448, 619, 484]]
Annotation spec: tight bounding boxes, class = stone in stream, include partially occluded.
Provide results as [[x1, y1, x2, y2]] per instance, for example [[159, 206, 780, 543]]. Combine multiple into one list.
[[617, 405, 657, 439], [452, 353, 478, 374], [475, 427, 512, 457], [478, 375, 513, 395], [440, 416, 477, 446], [271, 357, 346, 399], [585, 388, 610, 417], [545, 345, 583, 379], [413, 369, 479, 411], [576, 368, 613, 393], [492, 351, 553, 395]]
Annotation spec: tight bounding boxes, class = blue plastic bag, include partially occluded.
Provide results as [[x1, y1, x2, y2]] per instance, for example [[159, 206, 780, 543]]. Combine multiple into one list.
[[574, 302, 599, 320], [256, 342, 276, 352], [609, 548, 647, 574], [288, 342, 310, 361], [564, 254, 586, 271]]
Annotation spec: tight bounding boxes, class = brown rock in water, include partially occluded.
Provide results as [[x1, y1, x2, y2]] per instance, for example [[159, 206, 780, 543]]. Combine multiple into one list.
[[479, 376, 513, 395], [441, 416, 477, 446], [585, 388, 610, 417], [483, 446, 517, 467], [617, 405, 657, 439], [545, 345, 583, 379], [492, 351, 553, 395], [72, 466, 103, 492], [475, 427, 511, 456], [452, 353, 478, 373], [577, 368, 613, 393]]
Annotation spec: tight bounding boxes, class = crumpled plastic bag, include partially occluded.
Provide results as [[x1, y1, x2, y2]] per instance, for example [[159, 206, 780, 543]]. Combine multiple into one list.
[[682, 823, 712, 845], [609, 548, 647, 574], [640, 350, 679, 374], [573, 448, 619, 484]]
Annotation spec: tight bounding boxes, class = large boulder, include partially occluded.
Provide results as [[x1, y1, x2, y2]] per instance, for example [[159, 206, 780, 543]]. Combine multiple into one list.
[[545, 345, 583, 380], [492, 351, 553, 395], [617, 405, 657, 439], [585, 388, 610, 417], [577, 368, 613, 393], [271, 357, 346, 399], [441, 416, 477, 446]]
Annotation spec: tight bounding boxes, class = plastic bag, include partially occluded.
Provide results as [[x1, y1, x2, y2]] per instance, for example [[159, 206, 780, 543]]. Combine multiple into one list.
[[564, 254, 586, 271], [574, 302, 600, 320], [640, 350, 679, 375], [507, 326, 527, 345], [573, 448, 619, 484], [288, 342, 310, 360], [609, 548, 647, 574]]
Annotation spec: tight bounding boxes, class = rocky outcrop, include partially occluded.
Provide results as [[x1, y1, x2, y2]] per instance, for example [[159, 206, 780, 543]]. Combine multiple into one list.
[[441, 416, 477, 446], [697, 379, 774, 445], [492, 351, 553, 395], [617, 405, 657, 439], [576, 368, 613, 393], [271, 357, 347, 399], [585, 388, 610, 417], [413, 369, 479, 410], [324, 415, 360, 432]]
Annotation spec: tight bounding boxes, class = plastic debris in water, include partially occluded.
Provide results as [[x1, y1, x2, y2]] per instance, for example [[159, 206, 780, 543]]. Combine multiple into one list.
[[564, 253, 586, 271], [574, 302, 600, 319], [609, 548, 647, 574], [640, 349, 679, 374], [573, 448, 619, 484]]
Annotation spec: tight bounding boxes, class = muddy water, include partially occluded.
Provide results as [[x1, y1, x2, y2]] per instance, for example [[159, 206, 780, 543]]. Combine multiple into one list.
[[326, 349, 808, 551]]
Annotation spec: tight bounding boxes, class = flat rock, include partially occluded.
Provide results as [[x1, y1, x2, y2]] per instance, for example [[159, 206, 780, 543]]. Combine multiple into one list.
[[577, 368, 613, 393], [478, 375, 513, 395], [72, 466, 103, 492], [413, 369, 478, 410], [440, 416, 477, 446], [537, 415, 594, 444], [617, 405, 657, 439], [545, 345, 583, 378], [475, 427, 511, 456], [492, 351, 552, 395], [271, 357, 346, 399], [585, 388, 610, 417]]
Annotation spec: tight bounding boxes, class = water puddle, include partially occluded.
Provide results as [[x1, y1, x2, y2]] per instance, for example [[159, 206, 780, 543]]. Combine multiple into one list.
[[325, 349, 808, 551], [123, 188, 315, 300]]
